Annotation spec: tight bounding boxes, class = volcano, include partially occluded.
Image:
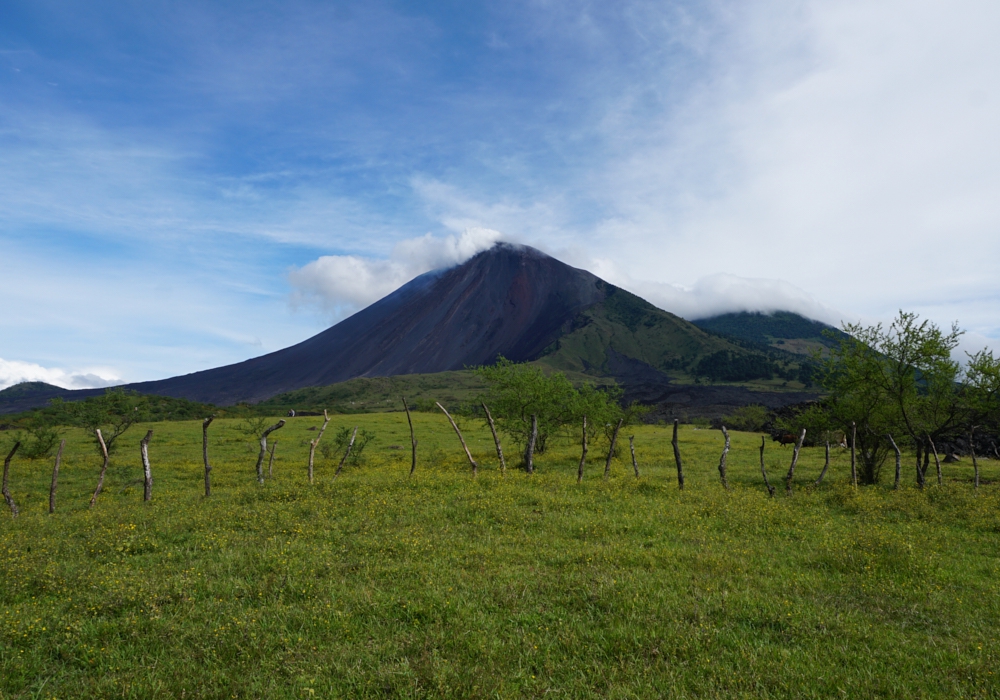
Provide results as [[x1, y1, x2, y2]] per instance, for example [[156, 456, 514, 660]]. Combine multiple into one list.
[[120, 243, 609, 404], [0, 243, 821, 413]]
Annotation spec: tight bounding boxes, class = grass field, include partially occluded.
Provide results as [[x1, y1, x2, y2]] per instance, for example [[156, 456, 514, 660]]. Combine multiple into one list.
[[1, 412, 998, 698]]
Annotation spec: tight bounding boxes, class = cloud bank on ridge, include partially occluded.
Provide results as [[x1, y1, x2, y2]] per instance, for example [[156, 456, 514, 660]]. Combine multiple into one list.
[[0, 357, 121, 392], [290, 230, 843, 326]]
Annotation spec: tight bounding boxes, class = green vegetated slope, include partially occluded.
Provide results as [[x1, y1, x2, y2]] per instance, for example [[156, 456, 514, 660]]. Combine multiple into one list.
[[693, 311, 848, 356], [256, 371, 489, 415], [538, 287, 807, 386], [1, 416, 997, 698], [0, 381, 63, 399]]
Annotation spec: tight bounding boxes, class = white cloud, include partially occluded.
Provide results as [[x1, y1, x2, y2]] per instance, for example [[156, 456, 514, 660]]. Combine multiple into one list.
[[0, 358, 121, 391], [288, 228, 504, 320], [407, 0, 1000, 341]]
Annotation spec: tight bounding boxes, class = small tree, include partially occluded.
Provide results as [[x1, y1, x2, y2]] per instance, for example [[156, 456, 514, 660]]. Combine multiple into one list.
[[473, 357, 577, 454], [75, 388, 149, 456]]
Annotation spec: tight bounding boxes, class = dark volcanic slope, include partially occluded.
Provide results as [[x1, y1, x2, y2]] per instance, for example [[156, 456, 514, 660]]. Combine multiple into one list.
[[121, 244, 608, 405]]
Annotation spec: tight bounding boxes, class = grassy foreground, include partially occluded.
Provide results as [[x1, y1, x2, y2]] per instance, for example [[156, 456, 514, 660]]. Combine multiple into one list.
[[1, 413, 998, 698]]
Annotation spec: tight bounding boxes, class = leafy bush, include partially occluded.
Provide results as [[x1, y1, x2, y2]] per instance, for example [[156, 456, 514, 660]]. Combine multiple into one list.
[[720, 405, 770, 433]]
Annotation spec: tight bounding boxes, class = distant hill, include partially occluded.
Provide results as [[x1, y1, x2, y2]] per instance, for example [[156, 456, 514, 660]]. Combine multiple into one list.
[[0, 381, 64, 399], [692, 311, 847, 356], [1, 245, 820, 415]]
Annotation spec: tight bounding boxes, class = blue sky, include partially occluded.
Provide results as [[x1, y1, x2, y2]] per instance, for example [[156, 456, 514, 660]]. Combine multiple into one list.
[[2, 0, 999, 388]]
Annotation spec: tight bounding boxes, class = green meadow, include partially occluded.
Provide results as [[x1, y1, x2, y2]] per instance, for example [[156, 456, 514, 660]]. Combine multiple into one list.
[[1, 413, 998, 698]]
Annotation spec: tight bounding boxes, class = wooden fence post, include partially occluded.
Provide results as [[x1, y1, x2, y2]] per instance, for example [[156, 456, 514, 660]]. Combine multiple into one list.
[[814, 441, 831, 486], [482, 403, 506, 474], [759, 436, 775, 497], [255, 421, 285, 484], [140, 429, 154, 502], [604, 418, 623, 480], [2, 441, 20, 518], [577, 416, 587, 484], [436, 402, 478, 474], [672, 419, 684, 490], [402, 398, 417, 476], [524, 415, 538, 474], [335, 426, 358, 477], [970, 429, 979, 490], [202, 417, 213, 497], [850, 421, 858, 488], [888, 434, 901, 490], [927, 434, 942, 486], [308, 410, 330, 485], [89, 430, 110, 508], [268, 440, 278, 479], [629, 436, 639, 479], [785, 429, 806, 495], [717, 426, 730, 490], [49, 439, 65, 514]]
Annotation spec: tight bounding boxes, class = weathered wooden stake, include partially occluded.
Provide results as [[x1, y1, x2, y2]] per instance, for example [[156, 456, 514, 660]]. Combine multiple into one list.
[[49, 439, 65, 514], [672, 419, 685, 490], [927, 434, 942, 485], [919, 441, 931, 489], [629, 436, 639, 479], [970, 429, 979, 490], [436, 402, 478, 474], [88, 430, 110, 508], [482, 402, 506, 474], [268, 439, 278, 479], [202, 417, 213, 497], [759, 436, 775, 497], [915, 439, 925, 489], [2, 441, 20, 518], [524, 414, 538, 474], [402, 397, 417, 476], [140, 429, 154, 502], [814, 441, 831, 486], [307, 410, 330, 485], [255, 421, 286, 484], [335, 426, 358, 477], [577, 416, 587, 484], [785, 428, 806, 495], [717, 426, 730, 490], [604, 418, 623, 480], [850, 421, 858, 488], [888, 434, 901, 490]]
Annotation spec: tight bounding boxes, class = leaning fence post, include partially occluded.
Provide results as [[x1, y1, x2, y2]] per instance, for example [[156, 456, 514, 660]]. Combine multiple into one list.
[[268, 439, 278, 479], [785, 429, 806, 495], [577, 416, 588, 484], [308, 410, 330, 485], [814, 441, 831, 486], [89, 430, 110, 508], [927, 434, 942, 486], [335, 426, 358, 477], [436, 402, 478, 474], [255, 421, 285, 484], [482, 402, 506, 474], [604, 418, 623, 480]]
